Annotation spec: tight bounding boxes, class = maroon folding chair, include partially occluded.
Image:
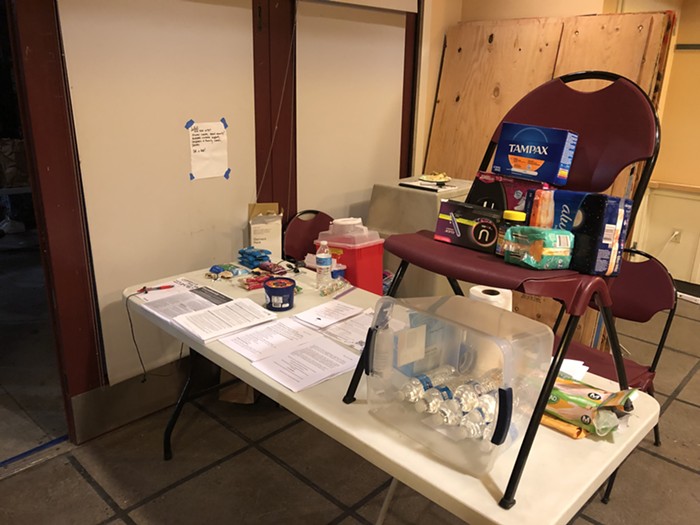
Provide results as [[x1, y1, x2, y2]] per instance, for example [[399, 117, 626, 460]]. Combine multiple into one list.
[[379, 71, 661, 508], [282, 209, 333, 263], [558, 247, 677, 502]]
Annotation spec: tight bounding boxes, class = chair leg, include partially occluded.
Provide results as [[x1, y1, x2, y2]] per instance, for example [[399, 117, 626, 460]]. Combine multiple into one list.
[[598, 305, 629, 390], [387, 260, 409, 297], [499, 315, 580, 509], [601, 469, 618, 504], [653, 423, 661, 446], [447, 277, 464, 295]]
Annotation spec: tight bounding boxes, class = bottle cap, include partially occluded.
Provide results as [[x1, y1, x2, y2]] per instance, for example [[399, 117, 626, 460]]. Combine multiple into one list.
[[503, 210, 527, 222], [320, 240, 328, 246]]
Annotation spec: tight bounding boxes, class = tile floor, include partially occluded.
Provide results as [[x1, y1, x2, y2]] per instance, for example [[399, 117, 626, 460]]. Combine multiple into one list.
[[0, 277, 698, 523]]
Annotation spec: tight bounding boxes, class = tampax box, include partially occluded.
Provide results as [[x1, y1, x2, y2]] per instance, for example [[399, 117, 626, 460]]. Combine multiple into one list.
[[466, 171, 547, 212], [492, 122, 578, 186], [524, 189, 632, 276], [434, 200, 502, 253]]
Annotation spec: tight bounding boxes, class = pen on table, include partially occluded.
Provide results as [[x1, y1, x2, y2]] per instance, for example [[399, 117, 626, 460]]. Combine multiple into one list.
[[138, 285, 175, 293]]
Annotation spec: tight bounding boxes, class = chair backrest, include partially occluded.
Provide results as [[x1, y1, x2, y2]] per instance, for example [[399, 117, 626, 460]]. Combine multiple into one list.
[[610, 249, 677, 323], [610, 248, 677, 372], [480, 71, 660, 229], [283, 209, 333, 262]]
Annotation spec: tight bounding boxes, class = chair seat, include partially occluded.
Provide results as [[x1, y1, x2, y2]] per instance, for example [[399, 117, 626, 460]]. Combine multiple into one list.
[[556, 337, 656, 394], [385, 230, 610, 316]]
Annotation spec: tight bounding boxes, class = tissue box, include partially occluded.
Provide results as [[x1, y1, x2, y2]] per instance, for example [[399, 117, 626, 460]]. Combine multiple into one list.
[[492, 122, 578, 186], [466, 171, 547, 212], [434, 200, 502, 253], [524, 189, 632, 276]]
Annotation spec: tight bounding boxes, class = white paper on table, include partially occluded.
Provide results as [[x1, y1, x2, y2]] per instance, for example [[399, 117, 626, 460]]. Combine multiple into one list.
[[557, 358, 590, 381], [138, 285, 232, 321], [174, 298, 276, 342], [136, 278, 200, 303], [189, 120, 229, 180], [322, 308, 374, 353], [220, 318, 319, 362], [294, 300, 364, 329], [252, 337, 359, 392]]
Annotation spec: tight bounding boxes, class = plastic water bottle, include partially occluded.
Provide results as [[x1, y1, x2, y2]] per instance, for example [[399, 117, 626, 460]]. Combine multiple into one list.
[[396, 365, 456, 403], [432, 369, 503, 425], [415, 384, 455, 414], [456, 392, 498, 439], [315, 241, 332, 289]]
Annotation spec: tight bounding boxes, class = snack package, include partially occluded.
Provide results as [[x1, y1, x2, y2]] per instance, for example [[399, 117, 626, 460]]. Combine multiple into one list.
[[545, 375, 637, 436], [504, 226, 573, 270]]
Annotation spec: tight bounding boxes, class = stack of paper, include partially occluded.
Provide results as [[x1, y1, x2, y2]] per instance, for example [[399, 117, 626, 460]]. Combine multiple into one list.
[[220, 301, 371, 392]]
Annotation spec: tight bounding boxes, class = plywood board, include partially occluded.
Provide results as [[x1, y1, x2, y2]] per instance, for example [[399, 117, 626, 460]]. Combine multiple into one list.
[[424, 18, 562, 180], [554, 12, 655, 84]]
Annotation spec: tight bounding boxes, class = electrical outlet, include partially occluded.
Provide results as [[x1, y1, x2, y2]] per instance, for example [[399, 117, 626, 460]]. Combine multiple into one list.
[[671, 230, 682, 243]]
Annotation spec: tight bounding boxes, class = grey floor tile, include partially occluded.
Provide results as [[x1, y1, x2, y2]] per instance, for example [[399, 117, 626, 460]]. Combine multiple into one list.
[[678, 367, 700, 406], [619, 313, 700, 358], [676, 296, 700, 322], [128, 448, 343, 524], [0, 389, 49, 462], [197, 393, 300, 441], [357, 481, 466, 525], [72, 404, 246, 509], [336, 517, 366, 525], [581, 449, 699, 525], [639, 400, 700, 470], [617, 336, 697, 396], [0, 455, 114, 524], [260, 420, 391, 506]]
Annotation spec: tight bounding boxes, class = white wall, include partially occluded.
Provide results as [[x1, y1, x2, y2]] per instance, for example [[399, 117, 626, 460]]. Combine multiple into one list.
[[58, 0, 256, 383], [296, 0, 406, 220]]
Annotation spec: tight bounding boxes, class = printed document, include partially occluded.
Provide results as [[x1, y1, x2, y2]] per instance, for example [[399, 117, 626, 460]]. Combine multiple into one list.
[[322, 308, 373, 353], [219, 318, 318, 362], [137, 284, 232, 322], [294, 300, 363, 329], [173, 298, 276, 341], [252, 338, 359, 392]]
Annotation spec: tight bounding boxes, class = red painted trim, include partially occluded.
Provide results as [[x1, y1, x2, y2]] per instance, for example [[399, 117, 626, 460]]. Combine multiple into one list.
[[8, 0, 103, 411], [252, 0, 297, 223], [400, 7, 420, 179]]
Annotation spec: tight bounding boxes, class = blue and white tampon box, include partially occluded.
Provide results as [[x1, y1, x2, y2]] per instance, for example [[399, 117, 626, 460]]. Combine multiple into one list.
[[492, 122, 578, 186]]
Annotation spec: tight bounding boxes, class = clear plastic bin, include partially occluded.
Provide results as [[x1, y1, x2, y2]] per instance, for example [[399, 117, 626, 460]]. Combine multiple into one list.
[[367, 295, 552, 476]]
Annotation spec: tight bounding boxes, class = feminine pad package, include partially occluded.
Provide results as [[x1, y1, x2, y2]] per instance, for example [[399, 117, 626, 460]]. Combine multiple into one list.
[[525, 189, 632, 276], [492, 122, 578, 186], [504, 226, 574, 270]]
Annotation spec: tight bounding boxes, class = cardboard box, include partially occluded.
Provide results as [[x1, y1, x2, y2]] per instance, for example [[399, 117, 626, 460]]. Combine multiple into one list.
[[492, 122, 578, 186], [434, 200, 502, 253], [466, 171, 547, 212], [524, 189, 632, 276], [248, 203, 282, 262]]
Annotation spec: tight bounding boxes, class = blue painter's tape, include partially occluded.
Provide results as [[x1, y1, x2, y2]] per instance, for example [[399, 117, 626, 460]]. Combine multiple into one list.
[[184, 119, 195, 129], [189, 173, 195, 181], [0, 435, 69, 469], [223, 168, 231, 179], [220, 117, 228, 129]]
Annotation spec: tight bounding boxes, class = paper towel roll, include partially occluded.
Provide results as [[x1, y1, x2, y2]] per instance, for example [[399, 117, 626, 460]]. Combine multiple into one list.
[[468, 285, 513, 311]]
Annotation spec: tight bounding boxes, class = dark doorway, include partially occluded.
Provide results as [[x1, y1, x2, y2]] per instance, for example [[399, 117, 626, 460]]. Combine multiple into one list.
[[0, 0, 67, 466]]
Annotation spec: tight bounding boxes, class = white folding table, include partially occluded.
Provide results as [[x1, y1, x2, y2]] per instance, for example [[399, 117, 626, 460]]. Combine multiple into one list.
[[124, 267, 659, 525]]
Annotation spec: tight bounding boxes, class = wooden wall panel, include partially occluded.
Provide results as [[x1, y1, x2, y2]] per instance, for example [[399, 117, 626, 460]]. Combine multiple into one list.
[[424, 18, 562, 179]]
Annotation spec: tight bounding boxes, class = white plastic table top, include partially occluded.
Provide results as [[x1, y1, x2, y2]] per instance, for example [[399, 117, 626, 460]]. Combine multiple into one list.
[[124, 267, 659, 525]]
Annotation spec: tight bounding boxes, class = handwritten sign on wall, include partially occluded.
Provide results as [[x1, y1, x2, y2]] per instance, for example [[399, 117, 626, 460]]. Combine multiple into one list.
[[186, 118, 230, 180]]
